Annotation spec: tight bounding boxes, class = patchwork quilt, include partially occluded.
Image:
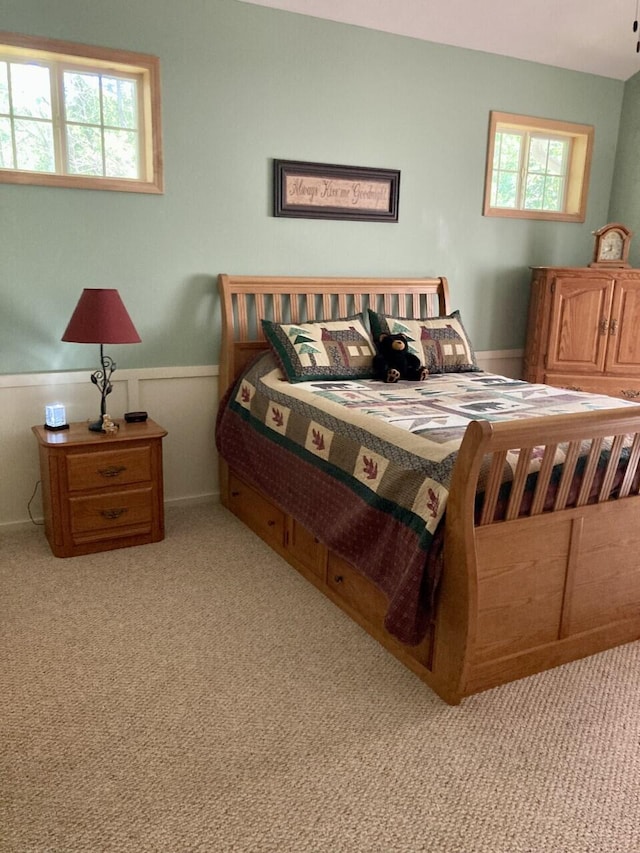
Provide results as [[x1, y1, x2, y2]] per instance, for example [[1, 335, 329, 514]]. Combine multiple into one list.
[[216, 352, 636, 644]]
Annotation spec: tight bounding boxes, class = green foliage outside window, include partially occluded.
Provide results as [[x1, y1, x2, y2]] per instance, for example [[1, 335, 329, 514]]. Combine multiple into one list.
[[491, 130, 568, 212], [0, 59, 140, 178], [0, 33, 161, 194]]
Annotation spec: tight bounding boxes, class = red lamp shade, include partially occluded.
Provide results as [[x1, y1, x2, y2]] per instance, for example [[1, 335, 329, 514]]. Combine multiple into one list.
[[61, 289, 141, 344]]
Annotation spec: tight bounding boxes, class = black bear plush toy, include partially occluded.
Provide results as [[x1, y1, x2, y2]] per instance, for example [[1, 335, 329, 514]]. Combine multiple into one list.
[[373, 333, 429, 383]]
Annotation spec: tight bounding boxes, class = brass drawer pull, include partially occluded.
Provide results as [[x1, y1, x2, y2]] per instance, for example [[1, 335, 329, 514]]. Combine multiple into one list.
[[98, 465, 126, 478], [621, 389, 640, 399], [100, 507, 128, 520], [333, 575, 344, 584]]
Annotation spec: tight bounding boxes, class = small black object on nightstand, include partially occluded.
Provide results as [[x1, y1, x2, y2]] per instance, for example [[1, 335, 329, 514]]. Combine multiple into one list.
[[124, 411, 148, 423]]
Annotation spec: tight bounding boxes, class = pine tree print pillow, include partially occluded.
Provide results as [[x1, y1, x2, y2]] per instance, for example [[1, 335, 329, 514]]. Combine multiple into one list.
[[261, 315, 376, 383]]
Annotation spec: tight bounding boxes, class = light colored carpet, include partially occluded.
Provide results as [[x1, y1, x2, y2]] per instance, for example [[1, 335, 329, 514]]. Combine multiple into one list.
[[1, 503, 639, 853]]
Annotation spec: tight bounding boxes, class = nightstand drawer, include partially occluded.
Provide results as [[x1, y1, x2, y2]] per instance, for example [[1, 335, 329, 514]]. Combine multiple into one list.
[[69, 487, 153, 535], [66, 446, 152, 492]]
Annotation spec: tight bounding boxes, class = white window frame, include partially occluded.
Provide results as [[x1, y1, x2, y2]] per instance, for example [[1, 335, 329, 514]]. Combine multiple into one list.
[[0, 31, 163, 194], [483, 111, 593, 222]]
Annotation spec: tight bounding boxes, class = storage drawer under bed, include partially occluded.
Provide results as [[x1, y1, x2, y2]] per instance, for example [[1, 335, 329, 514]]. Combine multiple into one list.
[[228, 472, 286, 549]]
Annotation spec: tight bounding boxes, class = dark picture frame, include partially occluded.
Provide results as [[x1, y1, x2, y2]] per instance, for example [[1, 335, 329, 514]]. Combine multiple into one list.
[[274, 159, 400, 222]]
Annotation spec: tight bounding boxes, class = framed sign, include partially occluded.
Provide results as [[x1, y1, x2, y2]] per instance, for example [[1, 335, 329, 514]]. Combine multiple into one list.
[[274, 159, 400, 222]]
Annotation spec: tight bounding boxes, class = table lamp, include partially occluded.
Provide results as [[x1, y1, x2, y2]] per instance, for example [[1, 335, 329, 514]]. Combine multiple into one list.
[[62, 288, 141, 431]]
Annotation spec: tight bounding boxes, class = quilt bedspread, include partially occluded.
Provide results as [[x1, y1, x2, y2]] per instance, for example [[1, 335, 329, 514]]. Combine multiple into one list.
[[216, 353, 635, 644]]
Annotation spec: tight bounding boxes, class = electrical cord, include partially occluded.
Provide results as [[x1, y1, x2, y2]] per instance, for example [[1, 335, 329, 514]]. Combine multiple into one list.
[[27, 480, 44, 526]]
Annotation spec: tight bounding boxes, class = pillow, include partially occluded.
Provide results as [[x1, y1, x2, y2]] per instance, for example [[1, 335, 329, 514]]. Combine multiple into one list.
[[368, 309, 479, 373], [261, 314, 376, 382]]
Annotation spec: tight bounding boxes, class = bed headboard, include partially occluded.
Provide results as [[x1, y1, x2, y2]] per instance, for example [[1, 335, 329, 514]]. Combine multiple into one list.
[[217, 273, 450, 398]]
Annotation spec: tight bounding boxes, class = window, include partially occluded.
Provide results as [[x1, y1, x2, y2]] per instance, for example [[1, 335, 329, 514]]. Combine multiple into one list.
[[483, 112, 593, 222], [0, 31, 163, 193]]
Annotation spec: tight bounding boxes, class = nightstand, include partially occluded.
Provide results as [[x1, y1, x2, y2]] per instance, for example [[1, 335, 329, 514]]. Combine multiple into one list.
[[32, 419, 167, 557]]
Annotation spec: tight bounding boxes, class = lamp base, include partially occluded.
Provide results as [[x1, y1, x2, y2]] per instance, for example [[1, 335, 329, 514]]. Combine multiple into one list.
[[44, 423, 70, 432], [88, 419, 105, 432]]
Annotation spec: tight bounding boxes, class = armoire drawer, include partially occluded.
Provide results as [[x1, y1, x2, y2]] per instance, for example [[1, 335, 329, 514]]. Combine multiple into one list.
[[545, 373, 640, 402]]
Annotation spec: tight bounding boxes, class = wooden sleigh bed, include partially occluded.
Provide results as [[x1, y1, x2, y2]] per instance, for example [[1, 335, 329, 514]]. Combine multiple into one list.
[[216, 273, 640, 705]]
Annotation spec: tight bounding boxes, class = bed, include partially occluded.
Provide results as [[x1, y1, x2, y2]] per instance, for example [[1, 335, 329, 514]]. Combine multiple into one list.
[[215, 273, 640, 704]]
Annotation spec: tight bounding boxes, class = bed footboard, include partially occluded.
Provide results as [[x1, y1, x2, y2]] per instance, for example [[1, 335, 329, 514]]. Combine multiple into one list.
[[437, 408, 640, 701]]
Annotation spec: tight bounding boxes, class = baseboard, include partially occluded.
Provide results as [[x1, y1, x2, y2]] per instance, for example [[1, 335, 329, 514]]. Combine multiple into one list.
[[165, 493, 219, 510], [476, 349, 523, 379]]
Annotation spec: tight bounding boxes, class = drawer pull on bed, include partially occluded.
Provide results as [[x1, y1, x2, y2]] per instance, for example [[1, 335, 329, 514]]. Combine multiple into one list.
[[98, 465, 127, 478], [100, 507, 128, 520]]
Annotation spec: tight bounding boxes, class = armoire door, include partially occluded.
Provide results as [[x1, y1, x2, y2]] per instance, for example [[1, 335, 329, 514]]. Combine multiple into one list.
[[545, 276, 614, 374], [604, 277, 640, 376]]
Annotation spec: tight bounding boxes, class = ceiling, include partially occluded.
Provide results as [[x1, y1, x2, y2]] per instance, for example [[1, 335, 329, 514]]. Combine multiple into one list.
[[238, 0, 640, 81]]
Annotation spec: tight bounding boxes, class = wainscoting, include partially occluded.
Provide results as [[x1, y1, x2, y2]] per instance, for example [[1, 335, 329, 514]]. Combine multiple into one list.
[[0, 365, 219, 531], [0, 350, 522, 530]]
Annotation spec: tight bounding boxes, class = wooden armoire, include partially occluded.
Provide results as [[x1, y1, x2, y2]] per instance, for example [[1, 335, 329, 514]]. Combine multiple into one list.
[[523, 266, 640, 401]]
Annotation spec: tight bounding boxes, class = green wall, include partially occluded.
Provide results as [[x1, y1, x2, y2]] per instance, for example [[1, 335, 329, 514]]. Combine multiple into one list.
[[609, 69, 640, 265], [1, 0, 628, 374]]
